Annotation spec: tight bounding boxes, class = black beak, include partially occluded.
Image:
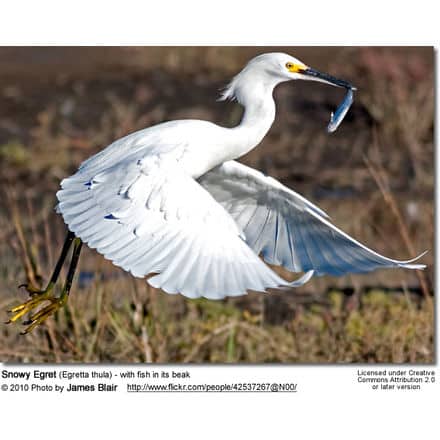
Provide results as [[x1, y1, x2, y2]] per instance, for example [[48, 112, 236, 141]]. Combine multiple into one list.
[[301, 67, 356, 90]]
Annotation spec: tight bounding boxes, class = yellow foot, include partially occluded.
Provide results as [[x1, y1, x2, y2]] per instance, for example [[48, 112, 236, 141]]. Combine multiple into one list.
[[6, 290, 66, 334]]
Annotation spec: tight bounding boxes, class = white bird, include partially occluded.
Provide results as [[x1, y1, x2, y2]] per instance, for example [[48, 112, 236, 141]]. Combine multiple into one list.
[[8, 52, 426, 333]]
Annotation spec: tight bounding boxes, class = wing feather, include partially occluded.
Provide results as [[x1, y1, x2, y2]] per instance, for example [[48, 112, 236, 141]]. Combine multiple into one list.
[[199, 160, 426, 278], [57, 154, 311, 299]]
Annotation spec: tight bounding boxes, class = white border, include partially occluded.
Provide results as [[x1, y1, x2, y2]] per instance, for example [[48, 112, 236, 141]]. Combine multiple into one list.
[[0, 1, 438, 439], [0, 1, 438, 45]]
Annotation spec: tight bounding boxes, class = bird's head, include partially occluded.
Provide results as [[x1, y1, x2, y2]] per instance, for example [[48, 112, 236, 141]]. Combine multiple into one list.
[[220, 52, 355, 103]]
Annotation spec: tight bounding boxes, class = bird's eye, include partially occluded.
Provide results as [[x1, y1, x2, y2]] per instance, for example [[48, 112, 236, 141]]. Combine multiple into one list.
[[286, 62, 293, 70]]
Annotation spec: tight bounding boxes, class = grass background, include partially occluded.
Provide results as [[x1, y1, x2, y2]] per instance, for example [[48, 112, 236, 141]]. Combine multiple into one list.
[[0, 47, 434, 363]]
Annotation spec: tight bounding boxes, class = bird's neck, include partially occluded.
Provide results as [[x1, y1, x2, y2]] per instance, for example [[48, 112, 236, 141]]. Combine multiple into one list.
[[226, 86, 276, 160]]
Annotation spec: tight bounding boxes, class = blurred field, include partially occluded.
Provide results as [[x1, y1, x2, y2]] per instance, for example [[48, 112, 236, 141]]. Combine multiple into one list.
[[0, 47, 434, 363]]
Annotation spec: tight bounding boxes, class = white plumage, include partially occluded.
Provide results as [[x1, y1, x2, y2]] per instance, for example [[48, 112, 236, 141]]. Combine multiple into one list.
[[56, 53, 425, 300]]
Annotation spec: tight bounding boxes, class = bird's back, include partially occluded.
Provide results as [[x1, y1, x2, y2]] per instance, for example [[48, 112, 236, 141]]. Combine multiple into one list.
[[77, 119, 225, 179]]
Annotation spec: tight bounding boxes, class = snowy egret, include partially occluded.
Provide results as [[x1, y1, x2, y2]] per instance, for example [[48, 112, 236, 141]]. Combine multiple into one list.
[[8, 52, 426, 333]]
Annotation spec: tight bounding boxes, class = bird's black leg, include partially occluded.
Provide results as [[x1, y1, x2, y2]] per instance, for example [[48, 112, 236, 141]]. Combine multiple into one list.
[[7, 232, 83, 334], [19, 230, 76, 295], [59, 237, 83, 301]]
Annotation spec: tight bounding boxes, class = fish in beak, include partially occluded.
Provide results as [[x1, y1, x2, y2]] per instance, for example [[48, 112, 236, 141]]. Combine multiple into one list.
[[299, 67, 356, 132]]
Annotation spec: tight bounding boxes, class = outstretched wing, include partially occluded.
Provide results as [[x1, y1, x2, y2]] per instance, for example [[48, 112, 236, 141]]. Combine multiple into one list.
[[199, 160, 426, 277], [56, 155, 313, 300]]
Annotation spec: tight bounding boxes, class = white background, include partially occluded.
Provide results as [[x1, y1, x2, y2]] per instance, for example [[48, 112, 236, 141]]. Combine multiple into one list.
[[0, 1, 438, 439]]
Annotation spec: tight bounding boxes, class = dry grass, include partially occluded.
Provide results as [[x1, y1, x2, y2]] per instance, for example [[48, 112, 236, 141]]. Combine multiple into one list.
[[0, 47, 434, 363], [1, 270, 434, 363]]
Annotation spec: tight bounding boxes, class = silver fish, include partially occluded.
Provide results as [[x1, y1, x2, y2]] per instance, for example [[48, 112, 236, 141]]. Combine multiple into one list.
[[327, 88, 354, 133]]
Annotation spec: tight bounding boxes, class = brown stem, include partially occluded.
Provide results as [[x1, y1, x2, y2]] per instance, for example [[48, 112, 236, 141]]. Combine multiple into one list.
[[363, 154, 431, 301]]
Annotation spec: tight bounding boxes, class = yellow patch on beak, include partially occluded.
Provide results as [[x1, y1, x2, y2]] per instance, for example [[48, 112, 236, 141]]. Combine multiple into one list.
[[286, 62, 307, 73]]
